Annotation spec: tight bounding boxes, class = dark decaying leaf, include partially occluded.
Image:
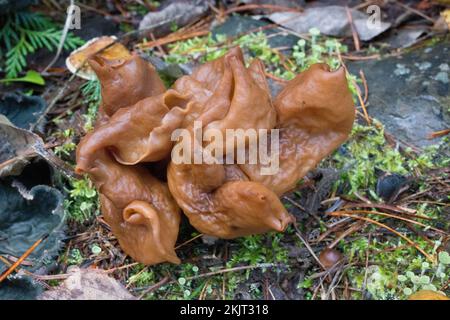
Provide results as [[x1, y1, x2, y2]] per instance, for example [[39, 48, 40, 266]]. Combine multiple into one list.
[[138, 0, 209, 37], [0, 277, 43, 300], [0, 161, 65, 300], [0, 181, 65, 273], [0, 115, 45, 177], [0, 93, 47, 131], [0, 115, 76, 178], [268, 5, 391, 41]]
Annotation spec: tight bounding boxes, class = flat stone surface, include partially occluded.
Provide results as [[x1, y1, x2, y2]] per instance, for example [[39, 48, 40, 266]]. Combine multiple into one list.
[[348, 40, 449, 147]]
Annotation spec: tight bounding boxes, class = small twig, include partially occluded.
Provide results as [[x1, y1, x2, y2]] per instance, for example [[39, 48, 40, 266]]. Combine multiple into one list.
[[351, 78, 371, 125], [362, 233, 372, 294], [359, 70, 369, 104], [0, 234, 48, 283], [394, 1, 435, 23], [345, 7, 361, 51], [328, 212, 435, 262], [328, 220, 366, 248], [283, 196, 322, 224], [138, 276, 170, 299], [293, 223, 326, 270], [224, 4, 302, 15], [42, 0, 75, 73], [428, 129, 450, 139], [175, 233, 203, 250]]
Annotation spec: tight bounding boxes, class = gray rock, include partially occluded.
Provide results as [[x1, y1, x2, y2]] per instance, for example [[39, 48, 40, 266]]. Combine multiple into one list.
[[348, 40, 450, 147]]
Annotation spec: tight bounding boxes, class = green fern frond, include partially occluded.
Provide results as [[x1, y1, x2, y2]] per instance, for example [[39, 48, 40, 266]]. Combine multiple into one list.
[[5, 34, 32, 78], [0, 19, 18, 50], [15, 11, 54, 30], [0, 10, 85, 78]]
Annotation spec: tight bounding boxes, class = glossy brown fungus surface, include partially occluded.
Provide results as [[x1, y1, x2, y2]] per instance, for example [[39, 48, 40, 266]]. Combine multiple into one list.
[[76, 47, 355, 265]]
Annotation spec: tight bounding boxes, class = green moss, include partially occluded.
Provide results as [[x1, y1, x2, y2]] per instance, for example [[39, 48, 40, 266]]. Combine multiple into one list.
[[63, 176, 99, 223]]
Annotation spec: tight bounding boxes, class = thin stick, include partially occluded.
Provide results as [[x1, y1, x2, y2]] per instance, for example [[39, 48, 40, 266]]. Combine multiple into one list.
[[359, 70, 369, 104], [42, 0, 74, 73], [0, 234, 48, 283], [175, 233, 203, 250], [428, 129, 450, 139], [138, 276, 170, 299], [332, 210, 447, 235], [352, 78, 371, 125], [293, 224, 326, 270], [328, 221, 366, 248], [328, 212, 435, 262], [394, 1, 435, 23], [345, 7, 361, 51]]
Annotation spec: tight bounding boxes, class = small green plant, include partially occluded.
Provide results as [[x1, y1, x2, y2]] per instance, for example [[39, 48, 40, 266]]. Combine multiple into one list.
[[80, 79, 101, 131], [397, 251, 450, 298], [128, 267, 155, 287], [67, 248, 84, 265], [227, 232, 289, 284], [292, 28, 346, 72], [64, 176, 98, 223], [0, 10, 84, 78], [54, 128, 76, 157]]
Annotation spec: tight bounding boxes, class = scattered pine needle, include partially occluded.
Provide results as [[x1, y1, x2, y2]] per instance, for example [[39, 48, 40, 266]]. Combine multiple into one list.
[[0, 234, 48, 283], [327, 211, 435, 263], [224, 4, 302, 15], [332, 210, 448, 235], [175, 233, 203, 250], [428, 128, 450, 139], [345, 6, 361, 51]]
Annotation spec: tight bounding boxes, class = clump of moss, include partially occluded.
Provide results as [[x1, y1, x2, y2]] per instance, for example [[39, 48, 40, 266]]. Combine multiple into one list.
[[63, 176, 99, 223]]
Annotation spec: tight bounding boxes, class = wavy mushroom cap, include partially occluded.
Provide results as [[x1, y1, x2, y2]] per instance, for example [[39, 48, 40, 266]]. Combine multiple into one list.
[[89, 53, 166, 118], [239, 63, 355, 195], [74, 46, 356, 266], [173, 47, 276, 133], [167, 162, 294, 239], [76, 89, 195, 169], [80, 150, 180, 265]]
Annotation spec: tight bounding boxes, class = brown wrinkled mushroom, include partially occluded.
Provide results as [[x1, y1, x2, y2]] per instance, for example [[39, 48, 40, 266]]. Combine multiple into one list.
[[89, 53, 166, 122], [77, 149, 180, 265], [173, 47, 277, 133], [76, 53, 181, 265], [76, 89, 192, 168], [239, 63, 355, 195], [167, 162, 294, 238], [75, 45, 355, 266], [166, 48, 291, 238]]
